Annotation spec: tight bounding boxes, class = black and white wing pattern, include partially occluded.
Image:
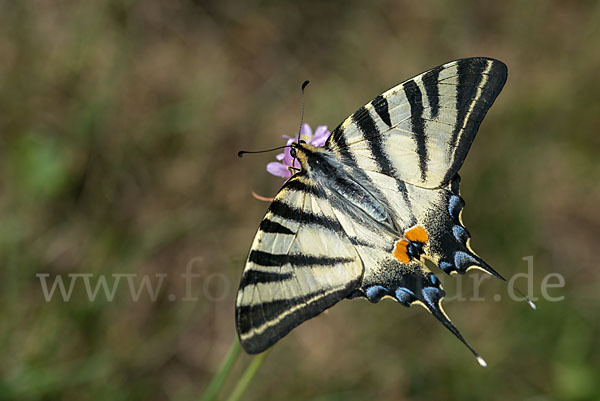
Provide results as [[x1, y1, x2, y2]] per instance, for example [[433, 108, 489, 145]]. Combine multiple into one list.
[[237, 57, 522, 363], [326, 57, 507, 188], [236, 175, 363, 354], [323, 57, 508, 280]]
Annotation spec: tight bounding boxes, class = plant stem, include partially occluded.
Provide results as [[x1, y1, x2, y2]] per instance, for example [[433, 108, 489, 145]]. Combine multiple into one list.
[[199, 338, 242, 401], [224, 351, 268, 401]]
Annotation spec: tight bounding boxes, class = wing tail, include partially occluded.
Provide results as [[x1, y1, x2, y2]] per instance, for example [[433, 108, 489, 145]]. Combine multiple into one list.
[[357, 263, 487, 366], [425, 174, 504, 280]]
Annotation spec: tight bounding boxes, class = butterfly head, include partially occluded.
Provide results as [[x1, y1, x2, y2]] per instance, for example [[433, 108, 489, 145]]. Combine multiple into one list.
[[289, 140, 328, 175]]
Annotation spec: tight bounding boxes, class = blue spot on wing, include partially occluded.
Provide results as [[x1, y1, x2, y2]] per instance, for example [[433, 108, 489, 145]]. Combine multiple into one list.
[[366, 285, 388, 302], [452, 225, 469, 243], [395, 287, 416, 305], [439, 261, 454, 273], [454, 251, 480, 271], [448, 195, 463, 220], [421, 287, 444, 310]]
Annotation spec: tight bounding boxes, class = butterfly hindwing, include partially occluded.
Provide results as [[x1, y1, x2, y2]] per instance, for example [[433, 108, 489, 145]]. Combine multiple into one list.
[[326, 57, 507, 188], [359, 169, 503, 279], [236, 175, 363, 354], [324, 172, 484, 358]]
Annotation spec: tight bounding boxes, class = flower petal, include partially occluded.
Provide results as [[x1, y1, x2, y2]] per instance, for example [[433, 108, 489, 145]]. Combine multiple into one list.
[[266, 162, 292, 178], [311, 125, 330, 146], [276, 152, 285, 161], [282, 138, 296, 167], [300, 123, 312, 140]]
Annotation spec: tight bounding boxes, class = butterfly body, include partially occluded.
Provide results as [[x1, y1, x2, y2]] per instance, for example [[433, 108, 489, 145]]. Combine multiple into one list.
[[292, 142, 396, 231], [237, 58, 508, 361]]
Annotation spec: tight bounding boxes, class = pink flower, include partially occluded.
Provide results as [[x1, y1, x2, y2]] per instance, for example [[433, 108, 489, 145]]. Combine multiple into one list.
[[266, 124, 331, 180]]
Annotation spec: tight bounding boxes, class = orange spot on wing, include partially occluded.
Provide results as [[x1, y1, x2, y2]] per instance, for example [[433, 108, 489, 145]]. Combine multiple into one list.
[[392, 240, 410, 263], [405, 225, 428, 242]]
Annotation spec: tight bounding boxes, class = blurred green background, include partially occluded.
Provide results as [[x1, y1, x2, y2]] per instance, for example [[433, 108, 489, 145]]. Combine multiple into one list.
[[1, 1, 599, 400]]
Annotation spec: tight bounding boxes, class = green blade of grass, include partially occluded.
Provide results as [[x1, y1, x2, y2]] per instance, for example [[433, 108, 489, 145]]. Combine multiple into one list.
[[224, 351, 269, 401], [199, 338, 242, 401]]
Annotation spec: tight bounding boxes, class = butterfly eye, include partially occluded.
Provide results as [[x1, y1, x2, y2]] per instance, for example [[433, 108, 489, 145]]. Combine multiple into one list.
[[290, 147, 297, 158]]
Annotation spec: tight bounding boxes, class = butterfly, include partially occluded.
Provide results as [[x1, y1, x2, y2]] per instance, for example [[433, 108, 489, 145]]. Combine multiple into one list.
[[236, 57, 511, 365]]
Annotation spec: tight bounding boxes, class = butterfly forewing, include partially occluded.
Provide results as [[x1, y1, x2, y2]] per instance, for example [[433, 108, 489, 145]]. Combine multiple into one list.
[[326, 57, 507, 188], [236, 175, 363, 354]]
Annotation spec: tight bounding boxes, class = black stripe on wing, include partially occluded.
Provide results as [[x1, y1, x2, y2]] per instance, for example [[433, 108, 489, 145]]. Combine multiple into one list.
[[422, 65, 443, 119], [330, 125, 357, 166], [352, 106, 392, 175], [403, 79, 428, 181], [239, 270, 293, 289], [285, 178, 326, 198], [259, 219, 294, 235], [371, 95, 392, 127], [451, 60, 485, 145], [237, 285, 356, 354], [249, 250, 353, 267], [269, 200, 343, 232], [443, 58, 507, 183]]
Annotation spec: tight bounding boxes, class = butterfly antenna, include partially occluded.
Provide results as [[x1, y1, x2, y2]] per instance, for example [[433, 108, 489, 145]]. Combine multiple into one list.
[[297, 80, 310, 142], [238, 80, 310, 161], [238, 144, 291, 157]]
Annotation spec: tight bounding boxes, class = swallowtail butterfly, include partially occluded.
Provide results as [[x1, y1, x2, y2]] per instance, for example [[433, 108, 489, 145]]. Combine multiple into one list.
[[236, 58, 512, 365]]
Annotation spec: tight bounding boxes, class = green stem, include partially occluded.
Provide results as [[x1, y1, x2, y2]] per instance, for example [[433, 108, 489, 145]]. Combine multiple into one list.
[[199, 337, 242, 401], [224, 351, 269, 401]]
